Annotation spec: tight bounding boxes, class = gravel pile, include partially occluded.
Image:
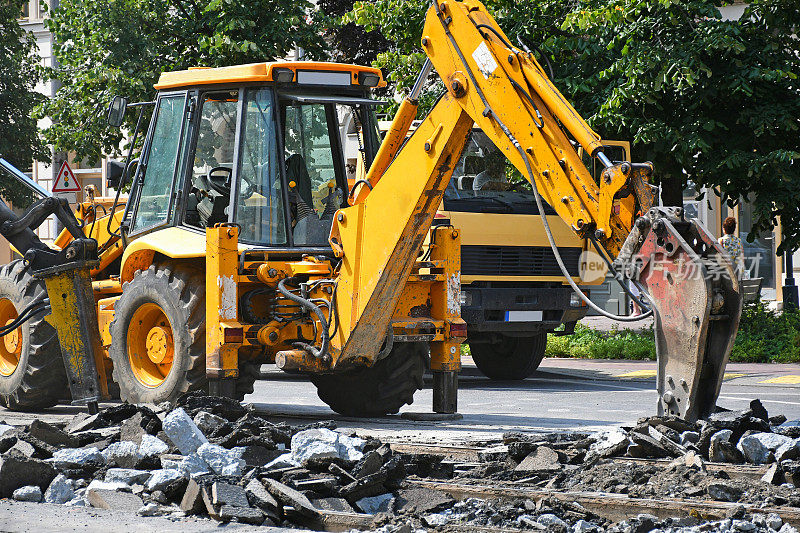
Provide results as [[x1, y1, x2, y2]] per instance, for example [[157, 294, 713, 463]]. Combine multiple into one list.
[[0, 394, 796, 532]]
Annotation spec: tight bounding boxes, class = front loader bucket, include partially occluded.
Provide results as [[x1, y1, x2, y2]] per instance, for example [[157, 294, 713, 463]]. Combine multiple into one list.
[[628, 207, 742, 422]]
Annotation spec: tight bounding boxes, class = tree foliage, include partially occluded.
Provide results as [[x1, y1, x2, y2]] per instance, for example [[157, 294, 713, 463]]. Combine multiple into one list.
[[348, 0, 800, 252], [40, 0, 326, 162], [0, 0, 46, 205]]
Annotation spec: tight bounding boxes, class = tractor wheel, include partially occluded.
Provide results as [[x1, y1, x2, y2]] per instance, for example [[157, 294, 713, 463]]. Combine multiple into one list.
[[110, 262, 206, 404], [311, 342, 427, 417], [0, 260, 68, 410], [468, 332, 546, 380]]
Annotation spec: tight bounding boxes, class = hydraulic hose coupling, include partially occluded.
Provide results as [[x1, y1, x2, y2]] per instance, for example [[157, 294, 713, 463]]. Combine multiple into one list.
[[276, 277, 330, 360]]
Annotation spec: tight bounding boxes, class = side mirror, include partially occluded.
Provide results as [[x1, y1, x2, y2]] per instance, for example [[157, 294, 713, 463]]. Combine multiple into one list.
[[106, 160, 125, 189], [106, 96, 128, 127]]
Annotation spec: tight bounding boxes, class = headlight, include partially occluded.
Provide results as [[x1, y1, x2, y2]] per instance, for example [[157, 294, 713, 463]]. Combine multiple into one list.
[[460, 290, 473, 306]]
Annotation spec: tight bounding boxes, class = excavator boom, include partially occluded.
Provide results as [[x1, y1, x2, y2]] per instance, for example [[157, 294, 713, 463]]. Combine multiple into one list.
[[331, 0, 742, 421]]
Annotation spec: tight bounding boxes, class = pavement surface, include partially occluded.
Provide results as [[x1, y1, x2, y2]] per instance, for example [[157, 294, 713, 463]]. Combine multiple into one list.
[[1, 357, 797, 445]]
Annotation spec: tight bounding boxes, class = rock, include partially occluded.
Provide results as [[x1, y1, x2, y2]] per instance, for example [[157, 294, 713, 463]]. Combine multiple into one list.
[[0, 454, 56, 497], [163, 408, 209, 455], [291, 428, 364, 464], [138, 434, 169, 459], [101, 441, 140, 468], [737, 433, 793, 464], [776, 438, 800, 462], [680, 431, 700, 446], [0, 424, 14, 437], [573, 519, 600, 532], [766, 513, 783, 530], [51, 447, 103, 468], [8, 439, 35, 458], [245, 479, 280, 514], [589, 429, 629, 457], [137, 502, 161, 517], [175, 391, 247, 420], [241, 445, 281, 467], [211, 482, 249, 508], [750, 399, 769, 422], [340, 470, 388, 501], [65, 413, 99, 434], [87, 489, 144, 511], [262, 477, 319, 517], [312, 497, 354, 513], [627, 431, 671, 458], [356, 493, 393, 514], [12, 485, 42, 502], [352, 450, 383, 479], [177, 453, 211, 477], [218, 505, 264, 524], [120, 411, 161, 445], [708, 410, 749, 430], [44, 474, 75, 504], [180, 478, 208, 515], [707, 482, 742, 502], [193, 411, 226, 436], [761, 463, 784, 485], [538, 513, 568, 528], [771, 415, 788, 426], [394, 487, 455, 514], [423, 513, 449, 527], [733, 519, 756, 531], [105, 468, 151, 485], [86, 479, 130, 493], [196, 443, 245, 476], [515, 446, 561, 472], [709, 430, 744, 463], [648, 425, 688, 456], [145, 469, 184, 492], [670, 450, 706, 471], [264, 452, 299, 470], [27, 420, 78, 448]]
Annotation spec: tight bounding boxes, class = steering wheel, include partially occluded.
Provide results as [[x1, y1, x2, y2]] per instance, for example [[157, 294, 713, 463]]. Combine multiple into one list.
[[205, 166, 232, 195]]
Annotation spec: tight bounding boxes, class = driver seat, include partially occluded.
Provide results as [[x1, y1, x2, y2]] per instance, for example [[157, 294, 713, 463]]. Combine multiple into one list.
[[188, 167, 231, 227]]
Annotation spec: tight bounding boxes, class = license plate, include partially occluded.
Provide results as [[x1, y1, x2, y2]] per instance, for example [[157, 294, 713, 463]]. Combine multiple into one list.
[[505, 310, 543, 322]]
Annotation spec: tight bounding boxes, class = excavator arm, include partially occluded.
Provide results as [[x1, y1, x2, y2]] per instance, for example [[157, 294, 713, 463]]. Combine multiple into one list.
[[329, 0, 741, 421]]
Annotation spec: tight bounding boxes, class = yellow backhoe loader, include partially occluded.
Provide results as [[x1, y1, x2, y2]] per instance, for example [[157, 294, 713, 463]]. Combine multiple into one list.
[[0, 0, 741, 422]]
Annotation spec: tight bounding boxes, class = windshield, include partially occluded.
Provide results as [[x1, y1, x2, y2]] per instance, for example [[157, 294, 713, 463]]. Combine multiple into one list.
[[443, 130, 555, 215]]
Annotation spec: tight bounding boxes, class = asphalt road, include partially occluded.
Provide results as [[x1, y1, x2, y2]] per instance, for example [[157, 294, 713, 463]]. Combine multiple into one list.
[[243, 356, 800, 444], [0, 357, 797, 444]]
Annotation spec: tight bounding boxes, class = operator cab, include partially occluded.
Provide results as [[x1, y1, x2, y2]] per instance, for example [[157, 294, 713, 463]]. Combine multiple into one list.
[[124, 62, 385, 250]]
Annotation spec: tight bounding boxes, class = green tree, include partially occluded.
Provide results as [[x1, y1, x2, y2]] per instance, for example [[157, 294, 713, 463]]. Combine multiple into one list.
[[348, 0, 800, 252], [40, 0, 326, 163], [0, 0, 46, 205]]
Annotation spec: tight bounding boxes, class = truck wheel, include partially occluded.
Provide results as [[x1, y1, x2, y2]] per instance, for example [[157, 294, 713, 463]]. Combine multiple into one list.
[[311, 342, 427, 417], [0, 260, 68, 410], [469, 333, 546, 380], [110, 262, 207, 404]]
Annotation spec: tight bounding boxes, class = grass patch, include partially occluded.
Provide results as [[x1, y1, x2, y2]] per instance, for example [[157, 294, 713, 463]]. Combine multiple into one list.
[[544, 301, 800, 364]]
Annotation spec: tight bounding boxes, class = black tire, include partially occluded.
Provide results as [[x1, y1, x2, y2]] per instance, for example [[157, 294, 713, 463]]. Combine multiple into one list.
[[311, 342, 427, 417], [110, 262, 207, 404], [469, 333, 547, 380], [0, 260, 68, 410]]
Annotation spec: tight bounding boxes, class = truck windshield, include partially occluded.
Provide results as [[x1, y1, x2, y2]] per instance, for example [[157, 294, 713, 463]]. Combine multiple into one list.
[[443, 130, 555, 215]]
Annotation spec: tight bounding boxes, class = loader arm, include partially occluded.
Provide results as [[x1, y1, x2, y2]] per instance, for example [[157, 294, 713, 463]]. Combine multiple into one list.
[[329, 0, 742, 421]]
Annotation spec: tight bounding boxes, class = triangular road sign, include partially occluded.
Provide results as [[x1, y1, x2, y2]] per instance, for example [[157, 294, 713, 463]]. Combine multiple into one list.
[[52, 161, 81, 193]]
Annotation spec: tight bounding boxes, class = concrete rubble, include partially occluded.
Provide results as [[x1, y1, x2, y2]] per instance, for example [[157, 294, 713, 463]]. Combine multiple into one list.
[[0, 393, 796, 532]]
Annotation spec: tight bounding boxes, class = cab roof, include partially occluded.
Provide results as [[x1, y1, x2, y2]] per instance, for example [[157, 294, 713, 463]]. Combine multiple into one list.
[[154, 61, 386, 90]]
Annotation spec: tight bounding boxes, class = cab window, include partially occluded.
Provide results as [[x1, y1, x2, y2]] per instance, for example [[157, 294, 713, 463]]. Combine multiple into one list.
[[282, 102, 344, 247], [185, 91, 239, 229], [130, 94, 188, 233]]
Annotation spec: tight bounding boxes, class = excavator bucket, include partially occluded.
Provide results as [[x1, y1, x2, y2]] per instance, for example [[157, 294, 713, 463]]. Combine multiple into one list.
[[620, 207, 742, 422]]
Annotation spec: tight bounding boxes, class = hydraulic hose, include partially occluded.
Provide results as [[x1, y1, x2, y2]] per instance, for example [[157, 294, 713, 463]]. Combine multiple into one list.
[[277, 277, 330, 360], [433, 1, 652, 322], [0, 298, 50, 337]]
